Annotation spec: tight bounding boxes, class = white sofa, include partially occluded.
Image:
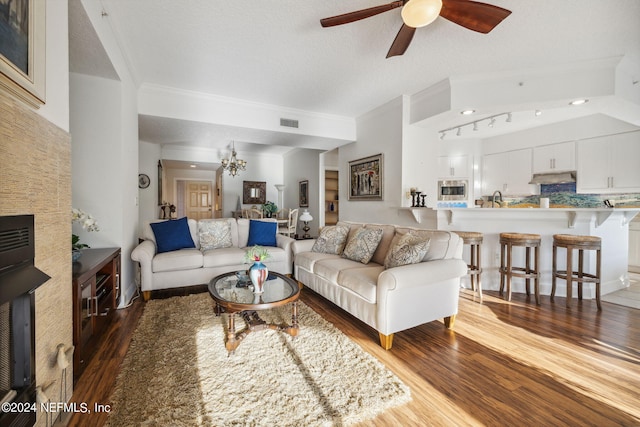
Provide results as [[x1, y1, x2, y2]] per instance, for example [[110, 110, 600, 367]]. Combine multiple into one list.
[[292, 221, 467, 350], [131, 218, 294, 300]]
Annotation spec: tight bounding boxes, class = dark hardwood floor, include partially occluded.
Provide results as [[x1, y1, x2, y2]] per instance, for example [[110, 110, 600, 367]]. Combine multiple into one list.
[[68, 286, 640, 426]]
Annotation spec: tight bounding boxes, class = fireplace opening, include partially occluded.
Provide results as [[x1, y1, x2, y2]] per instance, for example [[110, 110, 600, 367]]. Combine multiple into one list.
[[0, 215, 50, 427]]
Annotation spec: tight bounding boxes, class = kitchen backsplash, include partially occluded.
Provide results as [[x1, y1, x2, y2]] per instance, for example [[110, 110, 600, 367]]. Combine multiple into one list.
[[503, 183, 640, 208]]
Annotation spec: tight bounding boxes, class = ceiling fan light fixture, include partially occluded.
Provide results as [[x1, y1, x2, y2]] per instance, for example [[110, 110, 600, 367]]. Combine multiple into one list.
[[401, 0, 443, 28]]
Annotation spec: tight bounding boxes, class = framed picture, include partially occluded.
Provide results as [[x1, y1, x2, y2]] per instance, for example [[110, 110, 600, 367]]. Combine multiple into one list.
[[299, 180, 309, 207], [243, 181, 266, 204], [0, 0, 46, 108], [348, 153, 383, 201]]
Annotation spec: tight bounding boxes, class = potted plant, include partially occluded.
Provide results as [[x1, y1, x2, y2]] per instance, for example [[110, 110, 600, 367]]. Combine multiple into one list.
[[262, 201, 278, 218]]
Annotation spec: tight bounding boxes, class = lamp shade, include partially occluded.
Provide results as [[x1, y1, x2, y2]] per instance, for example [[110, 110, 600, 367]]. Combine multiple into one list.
[[299, 210, 313, 222], [401, 0, 442, 28]]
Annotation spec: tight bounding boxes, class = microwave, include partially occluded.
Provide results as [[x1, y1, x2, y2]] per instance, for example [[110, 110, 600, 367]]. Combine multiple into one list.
[[437, 180, 468, 201]]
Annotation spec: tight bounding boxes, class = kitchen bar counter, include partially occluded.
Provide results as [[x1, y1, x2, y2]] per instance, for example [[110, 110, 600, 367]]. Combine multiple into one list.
[[435, 207, 640, 302]]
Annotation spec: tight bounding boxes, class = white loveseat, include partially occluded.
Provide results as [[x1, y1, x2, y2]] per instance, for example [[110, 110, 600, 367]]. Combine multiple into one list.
[[132, 218, 294, 300], [292, 221, 467, 350]]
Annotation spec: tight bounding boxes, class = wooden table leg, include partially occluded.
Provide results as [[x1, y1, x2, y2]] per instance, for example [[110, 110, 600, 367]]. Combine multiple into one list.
[[225, 313, 240, 355]]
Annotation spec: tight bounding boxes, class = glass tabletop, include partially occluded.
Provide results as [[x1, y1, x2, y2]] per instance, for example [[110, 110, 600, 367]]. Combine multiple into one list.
[[208, 271, 299, 308]]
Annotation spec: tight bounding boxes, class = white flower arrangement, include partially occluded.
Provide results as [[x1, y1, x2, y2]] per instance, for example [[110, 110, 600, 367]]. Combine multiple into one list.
[[72, 208, 99, 250], [244, 245, 271, 263]]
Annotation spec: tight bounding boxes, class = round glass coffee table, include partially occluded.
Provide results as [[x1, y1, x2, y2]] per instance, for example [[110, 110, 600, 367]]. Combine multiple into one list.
[[208, 271, 301, 355]]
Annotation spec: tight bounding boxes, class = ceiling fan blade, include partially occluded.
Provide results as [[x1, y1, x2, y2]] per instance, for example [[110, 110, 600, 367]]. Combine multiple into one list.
[[320, 1, 404, 27], [386, 24, 416, 58], [440, 0, 511, 34]]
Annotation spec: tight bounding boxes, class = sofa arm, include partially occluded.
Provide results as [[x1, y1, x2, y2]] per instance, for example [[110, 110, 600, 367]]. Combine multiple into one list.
[[276, 234, 295, 252], [291, 239, 316, 255], [131, 240, 156, 292], [377, 259, 468, 292]]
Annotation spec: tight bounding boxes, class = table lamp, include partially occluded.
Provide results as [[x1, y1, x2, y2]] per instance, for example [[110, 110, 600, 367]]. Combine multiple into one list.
[[299, 209, 313, 239]]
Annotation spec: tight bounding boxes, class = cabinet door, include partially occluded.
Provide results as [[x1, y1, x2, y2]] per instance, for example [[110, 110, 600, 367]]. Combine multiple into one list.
[[481, 152, 507, 195], [577, 138, 610, 192], [482, 149, 532, 196], [610, 133, 640, 191], [533, 141, 575, 173], [438, 155, 469, 178], [630, 219, 640, 270], [506, 148, 534, 195]]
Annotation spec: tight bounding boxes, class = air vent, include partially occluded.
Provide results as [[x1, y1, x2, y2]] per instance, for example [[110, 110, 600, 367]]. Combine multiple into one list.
[[0, 227, 29, 253], [280, 118, 299, 128]]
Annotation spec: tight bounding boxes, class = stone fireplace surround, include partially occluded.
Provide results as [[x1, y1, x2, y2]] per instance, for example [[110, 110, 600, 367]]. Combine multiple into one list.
[[0, 91, 72, 427]]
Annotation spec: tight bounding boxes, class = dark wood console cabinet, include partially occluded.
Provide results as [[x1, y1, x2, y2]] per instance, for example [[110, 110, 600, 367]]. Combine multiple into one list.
[[72, 247, 120, 382]]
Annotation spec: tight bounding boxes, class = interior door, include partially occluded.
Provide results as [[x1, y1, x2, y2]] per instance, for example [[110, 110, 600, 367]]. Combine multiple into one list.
[[186, 181, 213, 220]]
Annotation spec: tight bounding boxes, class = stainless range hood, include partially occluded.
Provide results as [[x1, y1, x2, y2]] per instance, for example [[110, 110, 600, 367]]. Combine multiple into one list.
[[529, 171, 577, 185]]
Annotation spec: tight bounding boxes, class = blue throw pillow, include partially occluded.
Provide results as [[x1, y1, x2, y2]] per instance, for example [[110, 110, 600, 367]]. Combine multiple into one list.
[[150, 217, 196, 253], [247, 220, 277, 247]]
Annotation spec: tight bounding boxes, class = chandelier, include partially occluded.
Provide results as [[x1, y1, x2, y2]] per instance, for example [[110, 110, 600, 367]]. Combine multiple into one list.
[[221, 141, 247, 177]]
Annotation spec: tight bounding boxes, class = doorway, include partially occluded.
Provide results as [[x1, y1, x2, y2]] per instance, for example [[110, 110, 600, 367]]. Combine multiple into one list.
[[178, 180, 213, 220]]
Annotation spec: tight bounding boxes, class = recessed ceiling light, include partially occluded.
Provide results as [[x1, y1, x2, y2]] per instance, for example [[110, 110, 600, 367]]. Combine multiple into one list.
[[460, 109, 475, 115], [535, 110, 542, 116], [190, 164, 197, 168], [569, 99, 588, 106]]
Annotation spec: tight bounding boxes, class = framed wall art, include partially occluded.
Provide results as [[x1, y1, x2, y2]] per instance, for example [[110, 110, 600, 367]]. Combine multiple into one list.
[[348, 153, 383, 201], [0, 0, 46, 108], [299, 180, 309, 207]]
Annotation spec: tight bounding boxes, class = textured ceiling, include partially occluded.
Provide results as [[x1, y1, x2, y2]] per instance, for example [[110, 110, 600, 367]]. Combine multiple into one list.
[[69, 0, 640, 152]]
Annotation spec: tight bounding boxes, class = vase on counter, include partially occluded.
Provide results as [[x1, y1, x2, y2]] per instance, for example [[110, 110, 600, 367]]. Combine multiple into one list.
[[249, 261, 268, 294]]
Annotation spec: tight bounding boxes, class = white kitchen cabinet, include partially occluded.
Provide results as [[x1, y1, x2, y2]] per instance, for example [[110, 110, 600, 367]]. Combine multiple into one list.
[[533, 141, 575, 173], [629, 218, 640, 272], [482, 148, 533, 196], [438, 155, 470, 178], [577, 131, 640, 193]]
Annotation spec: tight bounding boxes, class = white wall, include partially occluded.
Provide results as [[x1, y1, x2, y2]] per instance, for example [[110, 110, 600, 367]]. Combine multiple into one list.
[[139, 141, 161, 228], [283, 148, 324, 236], [71, 0, 140, 307]]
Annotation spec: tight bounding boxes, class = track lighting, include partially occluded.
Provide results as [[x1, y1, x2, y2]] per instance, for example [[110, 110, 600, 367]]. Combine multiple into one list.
[[438, 111, 513, 139]]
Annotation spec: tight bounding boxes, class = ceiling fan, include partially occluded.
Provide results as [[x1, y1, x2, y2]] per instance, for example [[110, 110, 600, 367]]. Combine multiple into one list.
[[320, 0, 511, 58]]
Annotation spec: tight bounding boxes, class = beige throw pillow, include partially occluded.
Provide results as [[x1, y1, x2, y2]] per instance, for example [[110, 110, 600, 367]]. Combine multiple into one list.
[[384, 233, 430, 269], [311, 225, 350, 255], [199, 220, 233, 251], [342, 227, 384, 264]]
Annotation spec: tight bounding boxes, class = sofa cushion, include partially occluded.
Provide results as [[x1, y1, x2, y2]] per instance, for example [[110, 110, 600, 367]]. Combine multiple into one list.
[[394, 228, 455, 260], [152, 248, 203, 272], [342, 227, 383, 264], [295, 251, 341, 272], [198, 219, 233, 250], [314, 257, 367, 283], [247, 220, 277, 247], [311, 225, 350, 255], [384, 233, 431, 269], [202, 247, 246, 268], [150, 217, 196, 253], [337, 265, 385, 303], [365, 224, 396, 266]]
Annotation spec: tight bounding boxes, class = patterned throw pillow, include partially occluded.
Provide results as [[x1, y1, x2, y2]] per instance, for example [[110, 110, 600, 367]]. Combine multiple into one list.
[[384, 233, 430, 269], [342, 227, 384, 264], [199, 220, 233, 251], [311, 225, 350, 255]]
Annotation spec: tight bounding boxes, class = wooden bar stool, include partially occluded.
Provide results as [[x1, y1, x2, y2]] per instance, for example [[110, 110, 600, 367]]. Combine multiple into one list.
[[499, 232, 541, 304], [455, 231, 483, 301], [551, 234, 602, 310]]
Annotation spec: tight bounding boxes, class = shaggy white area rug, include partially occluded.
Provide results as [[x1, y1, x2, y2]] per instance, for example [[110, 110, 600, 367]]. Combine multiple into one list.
[[107, 292, 411, 426]]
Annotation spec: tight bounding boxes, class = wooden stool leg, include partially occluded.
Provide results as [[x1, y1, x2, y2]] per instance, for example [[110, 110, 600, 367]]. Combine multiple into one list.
[[577, 249, 584, 301], [469, 244, 476, 291], [525, 246, 531, 296], [566, 245, 573, 308], [534, 245, 540, 305], [499, 242, 505, 296], [596, 248, 602, 311], [506, 243, 512, 301], [551, 243, 557, 301], [477, 244, 483, 302]]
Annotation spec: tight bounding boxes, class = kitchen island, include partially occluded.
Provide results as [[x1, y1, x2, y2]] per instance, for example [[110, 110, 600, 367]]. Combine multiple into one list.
[[435, 207, 640, 301]]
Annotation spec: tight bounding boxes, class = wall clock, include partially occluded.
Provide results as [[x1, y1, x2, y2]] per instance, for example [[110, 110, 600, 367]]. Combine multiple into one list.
[[138, 173, 150, 189]]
